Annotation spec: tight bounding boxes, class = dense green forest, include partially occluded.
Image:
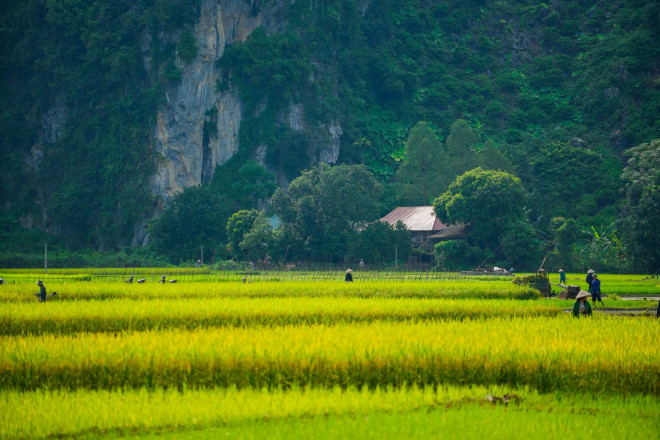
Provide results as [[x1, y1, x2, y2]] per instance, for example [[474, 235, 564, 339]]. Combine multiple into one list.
[[0, 0, 658, 271]]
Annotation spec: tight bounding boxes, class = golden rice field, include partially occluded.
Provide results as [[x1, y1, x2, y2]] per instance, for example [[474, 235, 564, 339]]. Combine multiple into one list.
[[0, 270, 658, 439], [0, 297, 563, 335], [0, 280, 541, 301]]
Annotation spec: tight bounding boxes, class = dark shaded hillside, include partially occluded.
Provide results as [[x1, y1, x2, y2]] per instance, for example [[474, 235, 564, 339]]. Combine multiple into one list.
[[219, 0, 658, 225], [0, 0, 199, 248], [0, 0, 658, 261]]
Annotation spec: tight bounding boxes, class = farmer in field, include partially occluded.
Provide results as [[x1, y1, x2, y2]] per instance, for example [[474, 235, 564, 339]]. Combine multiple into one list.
[[558, 269, 566, 284], [34, 280, 56, 302], [589, 273, 604, 307], [345, 269, 353, 282], [572, 290, 592, 317], [585, 269, 595, 289]]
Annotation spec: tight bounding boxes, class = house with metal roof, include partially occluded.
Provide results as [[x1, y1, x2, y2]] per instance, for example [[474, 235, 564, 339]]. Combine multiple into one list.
[[380, 206, 469, 259], [380, 206, 443, 252]]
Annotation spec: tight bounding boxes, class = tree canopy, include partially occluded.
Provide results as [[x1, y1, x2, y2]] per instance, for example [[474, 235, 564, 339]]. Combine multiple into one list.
[[147, 185, 237, 263], [619, 139, 660, 272], [1, 0, 659, 270], [396, 121, 452, 205], [271, 163, 382, 261], [348, 220, 412, 265], [226, 209, 260, 260], [433, 168, 527, 248]]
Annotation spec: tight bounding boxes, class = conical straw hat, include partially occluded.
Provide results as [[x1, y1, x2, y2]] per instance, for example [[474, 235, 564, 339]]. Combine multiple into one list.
[[575, 290, 590, 300]]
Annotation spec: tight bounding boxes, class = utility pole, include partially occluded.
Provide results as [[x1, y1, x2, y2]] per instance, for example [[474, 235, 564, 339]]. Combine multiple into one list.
[[44, 243, 48, 274], [201, 246, 204, 266], [395, 245, 398, 269]]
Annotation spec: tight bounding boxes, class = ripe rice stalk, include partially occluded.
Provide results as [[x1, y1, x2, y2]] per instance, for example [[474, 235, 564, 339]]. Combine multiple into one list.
[[0, 297, 562, 335], [1, 318, 657, 394]]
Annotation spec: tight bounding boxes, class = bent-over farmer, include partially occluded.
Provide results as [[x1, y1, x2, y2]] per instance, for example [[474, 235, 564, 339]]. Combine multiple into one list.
[[572, 290, 592, 317]]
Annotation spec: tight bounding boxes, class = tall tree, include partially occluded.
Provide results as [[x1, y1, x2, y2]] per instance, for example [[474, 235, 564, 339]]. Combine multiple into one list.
[[528, 142, 619, 221], [348, 220, 412, 265], [479, 139, 513, 172], [148, 185, 236, 263], [549, 217, 585, 271], [433, 168, 527, 248], [226, 209, 260, 259], [445, 120, 481, 176], [213, 159, 276, 209], [396, 121, 453, 205], [619, 139, 660, 271], [239, 212, 274, 262], [271, 163, 382, 261]]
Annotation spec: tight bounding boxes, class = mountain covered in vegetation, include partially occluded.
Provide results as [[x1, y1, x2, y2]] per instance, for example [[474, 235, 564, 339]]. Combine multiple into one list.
[[1, 0, 658, 270]]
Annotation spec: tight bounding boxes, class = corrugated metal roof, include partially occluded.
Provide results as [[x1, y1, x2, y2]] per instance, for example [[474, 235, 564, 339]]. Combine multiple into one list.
[[379, 206, 445, 232], [428, 223, 470, 240]]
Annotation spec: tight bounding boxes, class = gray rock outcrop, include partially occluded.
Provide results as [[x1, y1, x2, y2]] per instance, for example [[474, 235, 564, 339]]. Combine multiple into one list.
[[151, 0, 289, 203]]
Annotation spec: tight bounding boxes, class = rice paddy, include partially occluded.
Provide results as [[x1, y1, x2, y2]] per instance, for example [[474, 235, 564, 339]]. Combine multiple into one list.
[[0, 268, 658, 439], [546, 272, 660, 296]]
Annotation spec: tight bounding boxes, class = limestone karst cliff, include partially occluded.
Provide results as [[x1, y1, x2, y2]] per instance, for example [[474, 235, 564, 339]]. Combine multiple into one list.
[[152, 0, 342, 202], [153, 0, 274, 202], [1, 0, 658, 254]]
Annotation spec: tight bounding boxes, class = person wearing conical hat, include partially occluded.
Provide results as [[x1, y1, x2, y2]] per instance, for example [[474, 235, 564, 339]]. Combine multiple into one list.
[[589, 273, 604, 307], [34, 280, 56, 302], [35, 280, 47, 302], [586, 269, 595, 289], [558, 269, 566, 284], [572, 290, 592, 317], [344, 268, 353, 282]]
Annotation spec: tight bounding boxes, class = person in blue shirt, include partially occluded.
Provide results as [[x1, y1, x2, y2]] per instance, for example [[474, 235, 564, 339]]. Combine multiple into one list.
[[589, 273, 604, 307], [586, 269, 594, 289], [559, 269, 566, 284]]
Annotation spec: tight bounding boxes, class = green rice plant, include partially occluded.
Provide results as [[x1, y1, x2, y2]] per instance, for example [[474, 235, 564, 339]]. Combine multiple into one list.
[[0, 267, 513, 284], [544, 273, 660, 296], [0, 297, 562, 335], [182, 398, 660, 440], [0, 280, 540, 303], [0, 267, 212, 285], [3, 268, 656, 295], [1, 317, 657, 394], [552, 298, 657, 309], [0, 268, 206, 275], [1, 386, 658, 440]]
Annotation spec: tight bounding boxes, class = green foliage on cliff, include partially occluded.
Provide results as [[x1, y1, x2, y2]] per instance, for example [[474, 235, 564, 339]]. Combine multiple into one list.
[[0, 0, 199, 248], [221, 0, 657, 226], [619, 140, 660, 272], [1, 0, 659, 270]]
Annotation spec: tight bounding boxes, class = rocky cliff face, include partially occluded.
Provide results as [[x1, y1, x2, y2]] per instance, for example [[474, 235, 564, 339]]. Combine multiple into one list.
[[151, 0, 345, 203], [151, 0, 289, 203]]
